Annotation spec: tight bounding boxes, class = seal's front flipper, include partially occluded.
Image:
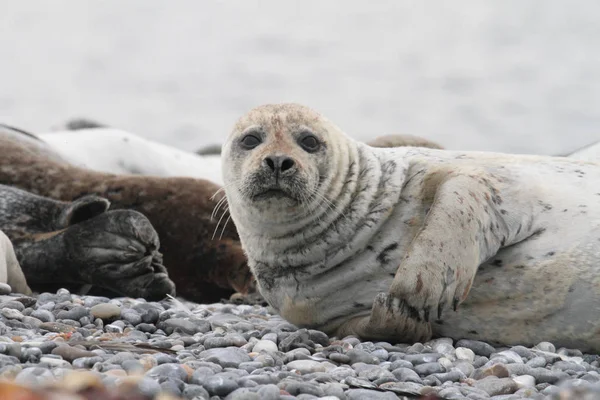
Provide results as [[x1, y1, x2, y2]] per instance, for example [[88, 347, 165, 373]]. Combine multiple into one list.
[[336, 293, 432, 343], [389, 172, 512, 320]]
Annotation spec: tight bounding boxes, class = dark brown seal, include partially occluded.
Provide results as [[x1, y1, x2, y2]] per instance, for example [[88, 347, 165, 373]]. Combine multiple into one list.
[[0, 125, 252, 303], [0, 183, 175, 300]]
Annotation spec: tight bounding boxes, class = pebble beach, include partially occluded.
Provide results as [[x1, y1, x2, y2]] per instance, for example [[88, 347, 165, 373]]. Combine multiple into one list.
[[0, 284, 596, 400]]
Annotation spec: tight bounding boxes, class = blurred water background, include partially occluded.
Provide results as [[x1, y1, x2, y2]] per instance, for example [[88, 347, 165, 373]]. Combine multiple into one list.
[[1, 1, 599, 155]]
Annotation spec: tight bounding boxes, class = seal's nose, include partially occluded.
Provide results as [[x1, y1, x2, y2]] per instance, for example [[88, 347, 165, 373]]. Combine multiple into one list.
[[263, 155, 296, 175]]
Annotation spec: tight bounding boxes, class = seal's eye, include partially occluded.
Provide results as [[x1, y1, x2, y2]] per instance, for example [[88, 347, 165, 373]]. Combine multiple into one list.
[[299, 133, 320, 153], [240, 134, 262, 149]]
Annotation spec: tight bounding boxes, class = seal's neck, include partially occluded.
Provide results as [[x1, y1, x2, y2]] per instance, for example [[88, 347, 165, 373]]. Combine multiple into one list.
[[235, 141, 409, 269]]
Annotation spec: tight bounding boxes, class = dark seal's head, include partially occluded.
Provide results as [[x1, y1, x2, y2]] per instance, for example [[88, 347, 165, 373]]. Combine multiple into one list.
[[222, 104, 354, 227], [0, 184, 175, 301]]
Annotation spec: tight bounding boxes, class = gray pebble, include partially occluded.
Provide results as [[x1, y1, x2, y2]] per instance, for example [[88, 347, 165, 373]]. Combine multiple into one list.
[[405, 353, 442, 365], [414, 362, 445, 376], [456, 339, 496, 357], [0, 283, 12, 295], [278, 379, 325, 396], [391, 367, 422, 383], [146, 363, 189, 382], [474, 376, 519, 396], [347, 349, 379, 365], [202, 375, 240, 396], [526, 356, 547, 368], [534, 342, 556, 353], [346, 388, 399, 399], [30, 309, 55, 323], [199, 347, 251, 368], [163, 318, 210, 335]]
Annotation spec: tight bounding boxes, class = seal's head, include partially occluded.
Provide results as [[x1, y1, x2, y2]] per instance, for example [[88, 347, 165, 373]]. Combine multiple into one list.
[[222, 103, 352, 221]]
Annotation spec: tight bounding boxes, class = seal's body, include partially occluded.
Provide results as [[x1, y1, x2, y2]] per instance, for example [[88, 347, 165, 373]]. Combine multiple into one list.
[[222, 103, 600, 351], [40, 129, 224, 185], [0, 125, 251, 303]]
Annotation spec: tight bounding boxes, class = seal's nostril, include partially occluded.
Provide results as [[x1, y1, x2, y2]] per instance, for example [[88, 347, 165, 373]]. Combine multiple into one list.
[[281, 158, 295, 172], [265, 157, 276, 171], [264, 156, 296, 174]]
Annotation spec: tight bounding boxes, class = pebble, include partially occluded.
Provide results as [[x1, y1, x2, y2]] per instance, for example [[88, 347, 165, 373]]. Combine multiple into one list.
[[0, 289, 596, 399], [90, 303, 121, 320], [456, 339, 496, 357], [0, 283, 11, 295], [456, 347, 476, 362]]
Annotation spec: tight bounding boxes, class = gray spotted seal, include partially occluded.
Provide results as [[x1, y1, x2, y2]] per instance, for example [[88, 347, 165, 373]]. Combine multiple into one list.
[[0, 183, 174, 300], [222, 103, 600, 351], [0, 124, 252, 303]]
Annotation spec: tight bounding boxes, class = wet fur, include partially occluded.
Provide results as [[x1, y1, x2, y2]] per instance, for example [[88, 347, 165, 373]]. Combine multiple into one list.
[[223, 103, 600, 352]]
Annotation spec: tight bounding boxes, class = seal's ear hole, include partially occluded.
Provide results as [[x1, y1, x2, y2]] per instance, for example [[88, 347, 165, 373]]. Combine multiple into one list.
[[61, 196, 111, 227]]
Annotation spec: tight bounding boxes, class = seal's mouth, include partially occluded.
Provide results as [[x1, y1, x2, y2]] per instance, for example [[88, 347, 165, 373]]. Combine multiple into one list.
[[252, 188, 295, 201]]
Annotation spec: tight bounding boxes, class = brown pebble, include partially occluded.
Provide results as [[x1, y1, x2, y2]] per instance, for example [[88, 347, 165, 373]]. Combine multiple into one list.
[[39, 322, 77, 334], [52, 345, 97, 362], [473, 363, 509, 380]]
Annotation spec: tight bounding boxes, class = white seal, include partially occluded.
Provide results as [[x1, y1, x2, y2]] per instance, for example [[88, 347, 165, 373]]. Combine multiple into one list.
[[222, 103, 600, 351], [0, 230, 31, 295], [39, 128, 224, 185]]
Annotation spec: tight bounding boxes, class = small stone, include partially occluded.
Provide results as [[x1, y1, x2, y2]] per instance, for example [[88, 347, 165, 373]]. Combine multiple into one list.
[[253, 340, 278, 354], [404, 353, 442, 365], [347, 349, 379, 365], [51, 345, 96, 362], [329, 353, 350, 364], [72, 356, 103, 369], [39, 322, 76, 333], [513, 374, 536, 388], [163, 318, 210, 335], [533, 342, 556, 353], [279, 329, 314, 352], [552, 360, 586, 372], [56, 306, 88, 321], [455, 347, 475, 362], [414, 362, 445, 376], [1, 308, 23, 320], [199, 347, 251, 368], [474, 363, 509, 379], [182, 383, 210, 399], [456, 339, 496, 357], [31, 310, 55, 323], [346, 388, 400, 399], [0, 283, 11, 295], [121, 310, 142, 326], [136, 323, 157, 333], [493, 350, 524, 364], [454, 360, 475, 378], [426, 337, 454, 355], [511, 345, 535, 359], [528, 367, 569, 384], [391, 367, 422, 383], [526, 356, 547, 368], [474, 376, 519, 396], [90, 303, 121, 320], [203, 375, 239, 396], [287, 360, 326, 374], [278, 379, 325, 396], [146, 363, 188, 382], [15, 367, 54, 385], [137, 376, 162, 398]]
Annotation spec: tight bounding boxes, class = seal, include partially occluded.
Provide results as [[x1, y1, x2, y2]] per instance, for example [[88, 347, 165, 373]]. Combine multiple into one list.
[[39, 128, 224, 185], [222, 103, 600, 351], [0, 125, 251, 303], [0, 183, 175, 300], [0, 229, 31, 295]]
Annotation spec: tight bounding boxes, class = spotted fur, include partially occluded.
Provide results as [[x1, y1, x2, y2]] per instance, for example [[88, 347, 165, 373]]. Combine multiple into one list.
[[223, 103, 600, 352]]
